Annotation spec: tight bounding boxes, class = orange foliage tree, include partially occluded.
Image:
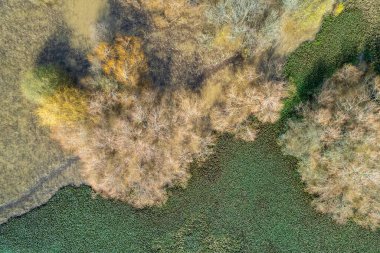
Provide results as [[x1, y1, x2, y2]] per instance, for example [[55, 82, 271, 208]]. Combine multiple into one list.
[[88, 36, 148, 87]]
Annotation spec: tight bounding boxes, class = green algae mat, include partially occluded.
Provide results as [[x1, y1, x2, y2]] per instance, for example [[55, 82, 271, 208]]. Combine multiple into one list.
[[1, 126, 379, 252]]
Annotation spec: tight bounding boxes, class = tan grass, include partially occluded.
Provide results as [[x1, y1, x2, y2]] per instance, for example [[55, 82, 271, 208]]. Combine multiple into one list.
[[0, 0, 84, 224]]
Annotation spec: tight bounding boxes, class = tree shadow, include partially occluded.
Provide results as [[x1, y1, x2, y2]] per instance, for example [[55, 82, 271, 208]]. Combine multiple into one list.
[[96, 0, 151, 41], [144, 44, 174, 87], [297, 60, 329, 101], [299, 45, 360, 103], [36, 27, 90, 81], [97, 0, 174, 87], [256, 47, 285, 81], [364, 35, 380, 74]]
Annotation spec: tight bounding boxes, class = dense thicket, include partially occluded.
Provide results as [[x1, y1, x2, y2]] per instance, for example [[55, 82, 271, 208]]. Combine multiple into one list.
[[49, 35, 287, 207], [279, 65, 380, 229], [22, 0, 342, 207]]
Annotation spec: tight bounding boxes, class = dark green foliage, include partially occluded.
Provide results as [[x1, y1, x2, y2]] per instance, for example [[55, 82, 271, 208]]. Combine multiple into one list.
[[281, 10, 366, 118], [364, 36, 380, 74], [21, 65, 70, 104]]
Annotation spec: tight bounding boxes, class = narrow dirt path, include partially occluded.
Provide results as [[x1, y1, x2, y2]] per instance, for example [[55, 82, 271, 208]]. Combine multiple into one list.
[[0, 157, 80, 223]]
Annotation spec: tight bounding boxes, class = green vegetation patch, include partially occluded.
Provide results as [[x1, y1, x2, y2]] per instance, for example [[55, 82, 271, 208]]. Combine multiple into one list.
[[1, 126, 380, 252], [20, 65, 70, 104], [282, 9, 366, 118]]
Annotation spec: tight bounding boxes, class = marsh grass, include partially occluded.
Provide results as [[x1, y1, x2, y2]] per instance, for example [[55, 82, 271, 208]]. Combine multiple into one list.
[[0, 0, 68, 205]]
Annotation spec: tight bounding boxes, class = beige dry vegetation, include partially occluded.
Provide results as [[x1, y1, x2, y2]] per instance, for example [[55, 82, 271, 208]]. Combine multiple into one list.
[[15, 0, 340, 209], [279, 65, 380, 229], [51, 88, 213, 207], [205, 66, 287, 140], [205, 0, 337, 56], [122, 0, 243, 87], [374, 76, 380, 99], [46, 30, 288, 207]]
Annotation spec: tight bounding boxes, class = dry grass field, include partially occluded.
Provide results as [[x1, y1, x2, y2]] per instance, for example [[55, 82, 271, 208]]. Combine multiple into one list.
[[0, 0, 109, 223]]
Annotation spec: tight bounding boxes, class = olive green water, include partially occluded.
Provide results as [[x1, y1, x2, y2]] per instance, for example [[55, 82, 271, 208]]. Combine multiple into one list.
[[61, 0, 108, 48]]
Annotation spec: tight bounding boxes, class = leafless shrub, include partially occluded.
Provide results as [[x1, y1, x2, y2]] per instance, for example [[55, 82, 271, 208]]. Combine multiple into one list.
[[279, 65, 380, 230], [50, 57, 287, 208], [46, 1, 292, 208]]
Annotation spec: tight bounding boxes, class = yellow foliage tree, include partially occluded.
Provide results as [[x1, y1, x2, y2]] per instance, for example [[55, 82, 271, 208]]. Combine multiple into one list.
[[278, 0, 335, 54], [88, 36, 148, 87], [36, 87, 89, 127], [333, 2, 345, 16]]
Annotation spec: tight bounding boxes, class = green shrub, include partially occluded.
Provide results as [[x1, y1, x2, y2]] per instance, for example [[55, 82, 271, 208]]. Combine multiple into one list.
[[20, 65, 70, 104]]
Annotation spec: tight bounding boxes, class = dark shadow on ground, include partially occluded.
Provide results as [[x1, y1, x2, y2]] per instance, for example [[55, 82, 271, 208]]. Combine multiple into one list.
[[365, 35, 380, 74], [96, 0, 150, 41], [36, 27, 90, 81], [257, 47, 285, 81], [97, 0, 174, 87]]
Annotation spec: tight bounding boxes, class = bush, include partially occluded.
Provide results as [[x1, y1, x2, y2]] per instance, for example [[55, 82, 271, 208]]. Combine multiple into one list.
[[206, 0, 336, 56], [36, 87, 90, 127], [206, 0, 282, 55], [88, 36, 148, 87], [54, 45, 288, 208], [279, 65, 380, 230], [20, 65, 70, 104], [32, 1, 292, 208]]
